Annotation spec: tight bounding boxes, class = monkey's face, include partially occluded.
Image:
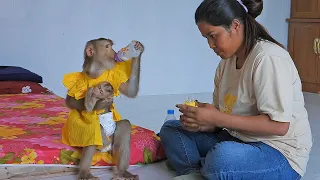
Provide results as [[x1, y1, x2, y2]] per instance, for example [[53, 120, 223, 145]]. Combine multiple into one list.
[[95, 40, 116, 62], [92, 81, 114, 100], [85, 39, 117, 70]]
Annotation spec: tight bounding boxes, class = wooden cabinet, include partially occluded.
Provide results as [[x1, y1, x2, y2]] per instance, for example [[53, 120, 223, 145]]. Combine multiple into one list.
[[288, 22, 320, 83], [291, 0, 320, 18], [288, 0, 320, 93]]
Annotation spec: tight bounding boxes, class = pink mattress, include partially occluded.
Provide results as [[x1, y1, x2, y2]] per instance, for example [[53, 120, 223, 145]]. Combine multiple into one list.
[[0, 93, 166, 166]]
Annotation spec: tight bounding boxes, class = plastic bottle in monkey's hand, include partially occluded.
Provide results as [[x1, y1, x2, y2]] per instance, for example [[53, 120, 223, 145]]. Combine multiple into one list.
[[114, 40, 143, 62], [184, 97, 197, 107]]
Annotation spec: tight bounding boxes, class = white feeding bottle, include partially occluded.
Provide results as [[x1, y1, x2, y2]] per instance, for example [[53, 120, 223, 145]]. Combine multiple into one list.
[[114, 40, 142, 62]]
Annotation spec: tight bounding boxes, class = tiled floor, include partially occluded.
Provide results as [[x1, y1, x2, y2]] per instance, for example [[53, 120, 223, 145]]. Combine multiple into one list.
[[301, 93, 320, 180], [15, 92, 320, 179]]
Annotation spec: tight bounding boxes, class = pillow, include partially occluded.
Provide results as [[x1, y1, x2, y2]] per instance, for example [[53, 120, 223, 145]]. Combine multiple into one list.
[[56, 125, 167, 166], [0, 66, 43, 83], [0, 81, 50, 94]]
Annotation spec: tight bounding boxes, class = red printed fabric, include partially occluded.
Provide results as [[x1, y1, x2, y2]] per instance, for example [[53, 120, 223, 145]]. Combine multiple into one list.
[[0, 81, 51, 95], [0, 94, 166, 166]]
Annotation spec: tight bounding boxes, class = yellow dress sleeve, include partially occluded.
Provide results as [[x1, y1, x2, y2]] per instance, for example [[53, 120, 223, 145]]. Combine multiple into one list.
[[109, 63, 131, 97], [62, 72, 87, 100], [117, 60, 132, 78]]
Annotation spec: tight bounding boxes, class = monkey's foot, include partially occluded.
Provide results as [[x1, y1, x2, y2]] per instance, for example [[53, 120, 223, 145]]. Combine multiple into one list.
[[110, 176, 138, 180], [78, 171, 100, 180], [111, 171, 139, 180]]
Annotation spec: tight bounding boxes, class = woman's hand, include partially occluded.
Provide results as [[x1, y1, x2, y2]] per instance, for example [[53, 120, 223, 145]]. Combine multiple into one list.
[[180, 119, 201, 132], [180, 119, 221, 133], [176, 101, 222, 127]]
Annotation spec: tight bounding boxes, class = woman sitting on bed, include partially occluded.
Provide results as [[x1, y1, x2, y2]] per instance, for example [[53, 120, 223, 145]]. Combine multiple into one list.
[[159, 0, 313, 180]]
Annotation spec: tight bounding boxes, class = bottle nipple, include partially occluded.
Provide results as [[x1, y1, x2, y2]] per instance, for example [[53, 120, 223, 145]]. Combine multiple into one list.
[[114, 53, 123, 62]]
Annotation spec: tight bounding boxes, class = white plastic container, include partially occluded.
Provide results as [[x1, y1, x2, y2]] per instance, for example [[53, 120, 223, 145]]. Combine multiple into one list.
[[115, 40, 142, 62], [164, 109, 176, 123]]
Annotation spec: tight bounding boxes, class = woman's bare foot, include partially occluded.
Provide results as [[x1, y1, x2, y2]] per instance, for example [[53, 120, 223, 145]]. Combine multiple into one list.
[[78, 171, 100, 180]]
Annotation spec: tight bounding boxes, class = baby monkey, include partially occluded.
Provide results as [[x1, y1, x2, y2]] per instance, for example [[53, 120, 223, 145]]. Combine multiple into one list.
[[85, 81, 114, 112], [83, 82, 137, 180], [85, 81, 115, 153]]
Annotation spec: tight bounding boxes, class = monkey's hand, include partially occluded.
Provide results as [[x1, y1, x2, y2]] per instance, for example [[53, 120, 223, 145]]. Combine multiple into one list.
[[102, 97, 114, 112], [85, 87, 98, 112], [134, 41, 144, 54], [65, 95, 85, 111], [94, 98, 113, 111]]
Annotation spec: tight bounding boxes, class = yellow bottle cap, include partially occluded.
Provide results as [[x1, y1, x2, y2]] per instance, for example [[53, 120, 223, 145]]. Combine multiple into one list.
[[184, 99, 197, 107]]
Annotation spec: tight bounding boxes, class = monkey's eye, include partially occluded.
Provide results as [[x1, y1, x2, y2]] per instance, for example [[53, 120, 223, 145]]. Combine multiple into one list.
[[105, 44, 110, 48], [98, 86, 103, 95], [104, 84, 109, 91]]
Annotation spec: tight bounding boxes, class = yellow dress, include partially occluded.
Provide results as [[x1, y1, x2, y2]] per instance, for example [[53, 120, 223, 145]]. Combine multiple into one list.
[[61, 60, 132, 148]]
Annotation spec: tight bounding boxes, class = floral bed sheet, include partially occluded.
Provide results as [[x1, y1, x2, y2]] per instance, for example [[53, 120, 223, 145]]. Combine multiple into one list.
[[0, 94, 166, 166]]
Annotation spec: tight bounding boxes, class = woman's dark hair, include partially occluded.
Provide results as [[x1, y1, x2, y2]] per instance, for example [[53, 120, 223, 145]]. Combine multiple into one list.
[[195, 0, 284, 56]]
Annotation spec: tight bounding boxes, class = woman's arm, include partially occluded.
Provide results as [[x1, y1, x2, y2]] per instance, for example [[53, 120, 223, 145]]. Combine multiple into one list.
[[216, 113, 289, 136], [178, 104, 289, 136]]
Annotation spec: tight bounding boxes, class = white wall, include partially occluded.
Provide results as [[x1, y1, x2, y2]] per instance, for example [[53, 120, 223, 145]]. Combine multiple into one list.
[[0, 0, 290, 98], [256, 0, 291, 48]]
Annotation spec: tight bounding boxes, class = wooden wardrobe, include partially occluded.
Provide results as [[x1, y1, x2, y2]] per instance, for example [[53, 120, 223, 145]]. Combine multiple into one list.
[[287, 0, 320, 93]]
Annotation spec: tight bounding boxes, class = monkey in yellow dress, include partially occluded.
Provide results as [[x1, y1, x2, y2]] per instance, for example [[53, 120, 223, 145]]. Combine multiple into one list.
[[61, 38, 143, 180], [61, 62, 129, 148]]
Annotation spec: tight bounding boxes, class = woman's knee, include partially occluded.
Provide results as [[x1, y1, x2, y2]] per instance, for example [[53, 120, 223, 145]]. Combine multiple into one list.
[[159, 120, 181, 140], [201, 141, 247, 176], [160, 120, 181, 134], [201, 142, 294, 179], [162, 119, 181, 128]]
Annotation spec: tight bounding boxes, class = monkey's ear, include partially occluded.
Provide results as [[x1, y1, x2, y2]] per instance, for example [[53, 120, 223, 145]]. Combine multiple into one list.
[[85, 44, 94, 57]]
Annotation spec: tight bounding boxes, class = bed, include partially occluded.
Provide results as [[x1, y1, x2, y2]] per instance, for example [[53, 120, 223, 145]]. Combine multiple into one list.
[[0, 66, 167, 179]]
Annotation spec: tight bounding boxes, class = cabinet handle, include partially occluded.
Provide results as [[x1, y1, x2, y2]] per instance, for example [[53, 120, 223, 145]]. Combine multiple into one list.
[[317, 38, 320, 54], [314, 38, 318, 54]]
